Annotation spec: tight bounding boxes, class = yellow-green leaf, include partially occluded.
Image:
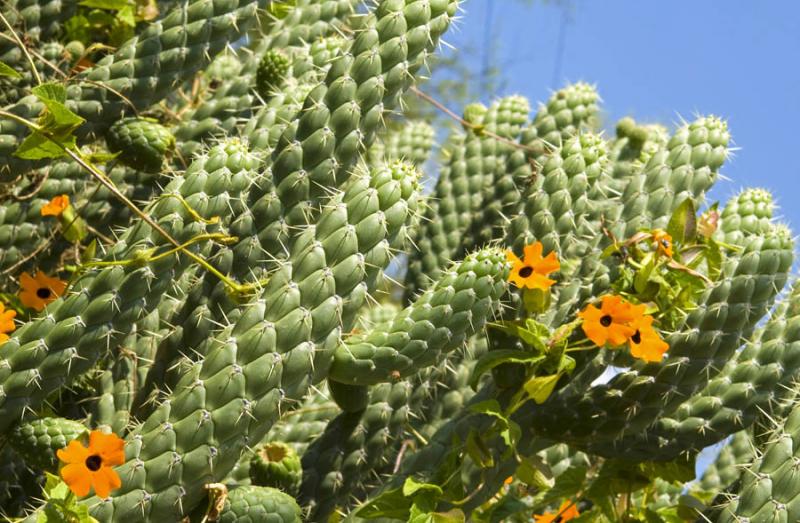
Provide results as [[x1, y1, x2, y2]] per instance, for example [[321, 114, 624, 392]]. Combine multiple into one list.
[[0, 62, 22, 79], [523, 374, 561, 404], [667, 197, 697, 245]]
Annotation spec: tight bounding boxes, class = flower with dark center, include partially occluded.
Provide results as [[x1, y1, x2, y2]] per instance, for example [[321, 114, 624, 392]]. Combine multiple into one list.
[[57, 430, 125, 498], [652, 229, 674, 258], [578, 295, 645, 347], [627, 315, 669, 362], [506, 242, 560, 290], [18, 271, 67, 312]]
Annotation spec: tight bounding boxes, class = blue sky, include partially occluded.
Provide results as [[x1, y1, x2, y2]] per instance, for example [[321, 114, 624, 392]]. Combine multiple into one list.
[[438, 0, 800, 230]]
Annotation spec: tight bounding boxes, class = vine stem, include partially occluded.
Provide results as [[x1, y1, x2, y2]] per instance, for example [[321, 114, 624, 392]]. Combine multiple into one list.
[[0, 109, 253, 293], [409, 85, 538, 154], [0, 11, 41, 85]]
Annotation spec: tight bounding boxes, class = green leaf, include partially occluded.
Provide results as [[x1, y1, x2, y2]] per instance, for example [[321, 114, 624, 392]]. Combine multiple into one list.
[[62, 215, 88, 243], [83, 149, 120, 163], [15, 83, 84, 160], [81, 239, 97, 263], [0, 62, 22, 79], [522, 318, 551, 351], [65, 15, 92, 44], [43, 473, 67, 500], [469, 350, 545, 389], [536, 465, 587, 509], [705, 239, 723, 280], [517, 455, 554, 489], [38, 99, 84, 130], [523, 374, 561, 404], [666, 198, 697, 245], [32, 83, 85, 138], [431, 509, 466, 523], [481, 495, 531, 523], [465, 430, 494, 468], [468, 400, 519, 449], [639, 455, 696, 484], [14, 131, 71, 159], [404, 477, 443, 498], [59, 206, 88, 243], [32, 82, 67, 103], [633, 254, 655, 294], [79, 0, 131, 10], [469, 399, 505, 419], [116, 5, 136, 26], [501, 419, 521, 450], [558, 355, 576, 373], [353, 487, 412, 519]]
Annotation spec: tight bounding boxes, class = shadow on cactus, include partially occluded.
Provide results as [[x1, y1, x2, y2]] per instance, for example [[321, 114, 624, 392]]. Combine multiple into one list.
[[0, 1, 797, 522]]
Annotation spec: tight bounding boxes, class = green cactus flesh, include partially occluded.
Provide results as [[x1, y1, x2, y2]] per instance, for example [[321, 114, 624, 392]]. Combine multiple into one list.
[[3, 0, 800, 521], [218, 485, 302, 523], [248, 442, 302, 496], [106, 118, 175, 173], [8, 417, 87, 472]]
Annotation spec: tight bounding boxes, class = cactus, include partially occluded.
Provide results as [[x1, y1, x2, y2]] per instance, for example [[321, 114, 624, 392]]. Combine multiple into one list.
[[8, 417, 87, 472], [218, 486, 301, 523], [2, 1, 800, 522], [106, 118, 175, 173], [256, 50, 291, 98], [248, 442, 302, 496], [696, 431, 754, 494]]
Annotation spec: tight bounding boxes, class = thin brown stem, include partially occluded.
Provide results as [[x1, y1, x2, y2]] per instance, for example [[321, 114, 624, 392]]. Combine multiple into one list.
[[0, 10, 41, 85], [0, 109, 247, 292], [409, 86, 537, 154]]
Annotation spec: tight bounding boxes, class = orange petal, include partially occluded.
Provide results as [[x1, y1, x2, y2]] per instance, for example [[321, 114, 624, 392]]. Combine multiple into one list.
[[91, 466, 121, 499], [525, 273, 556, 291], [579, 312, 608, 347], [57, 439, 90, 464], [0, 309, 16, 336], [535, 251, 561, 275], [606, 323, 635, 347], [61, 463, 92, 497], [627, 303, 648, 322], [523, 242, 544, 263], [19, 272, 36, 291], [630, 328, 669, 362], [89, 431, 126, 466], [533, 513, 557, 523], [506, 249, 522, 265], [508, 271, 527, 288], [559, 501, 580, 520], [38, 272, 67, 297]]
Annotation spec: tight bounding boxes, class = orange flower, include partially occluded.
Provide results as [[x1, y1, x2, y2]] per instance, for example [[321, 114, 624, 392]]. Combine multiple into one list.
[[628, 315, 669, 362], [533, 501, 580, 522], [652, 229, 673, 258], [0, 302, 15, 343], [506, 242, 560, 290], [57, 430, 125, 498], [578, 295, 645, 347], [41, 194, 70, 217], [504, 476, 513, 485], [18, 271, 67, 311]]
